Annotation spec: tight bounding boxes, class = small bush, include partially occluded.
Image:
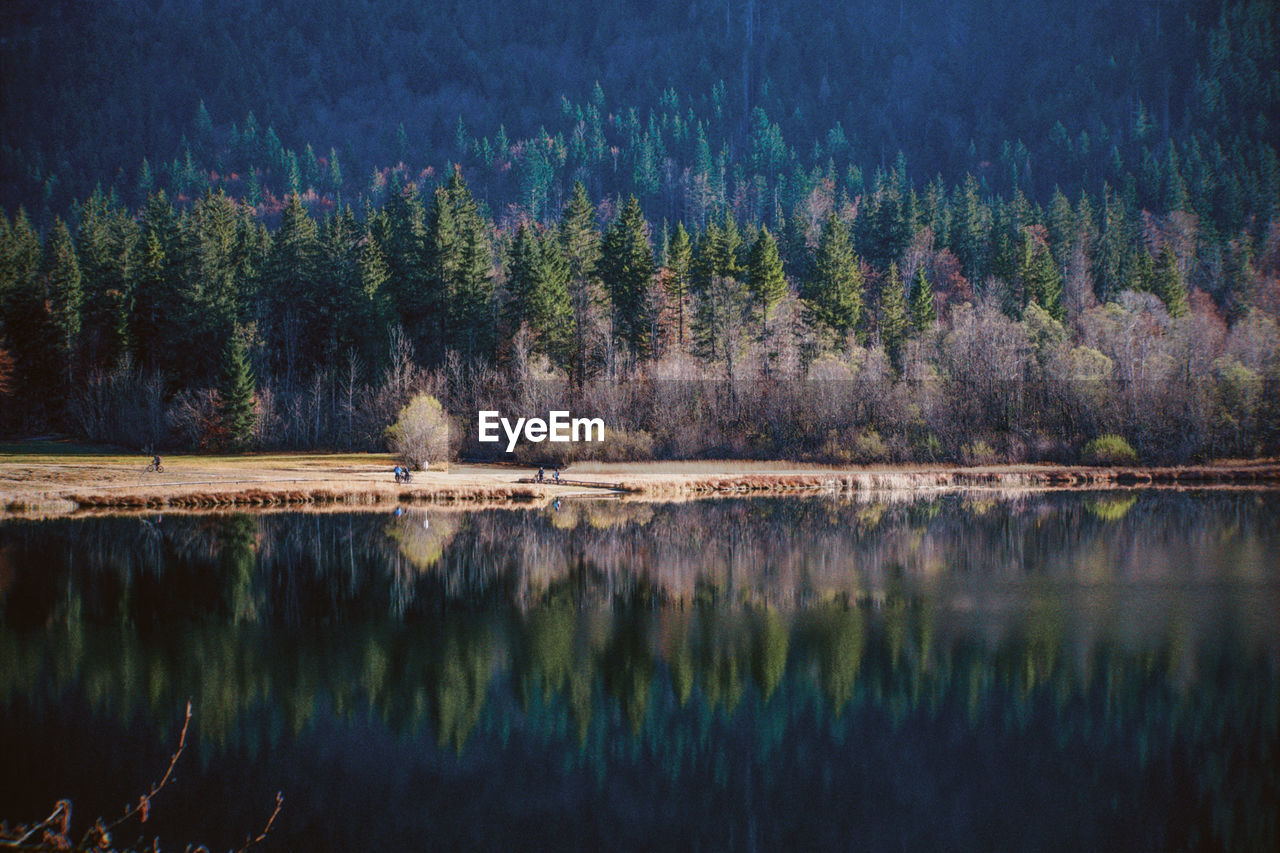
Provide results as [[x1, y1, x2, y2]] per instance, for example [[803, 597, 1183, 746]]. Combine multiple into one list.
[[818, 428, 890, 464], [962, 440, 999, 466], [386, 394, 451, 470], [1083, 434, 1138, 466], [851, 429, 891, 463], [913, 432, 943, 461]]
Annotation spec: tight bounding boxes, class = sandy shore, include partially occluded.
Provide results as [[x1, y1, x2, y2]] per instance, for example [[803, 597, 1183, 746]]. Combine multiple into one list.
[[2, 445, 1278, 517]]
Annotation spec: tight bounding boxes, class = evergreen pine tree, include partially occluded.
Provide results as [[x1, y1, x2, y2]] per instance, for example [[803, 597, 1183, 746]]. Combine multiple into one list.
[[599, 195, 656, 360], [803, 212, 862, 343], [217, 331, 257, 449], [777, 207, 813, 283], [693, 212, 743, 292], [303, 144, 321, 191], [285, 150, 302, 196], [559, 182, 605, 385], [130, 231, 168, 371], [1097, 184, 1131, 302], [427, 167, 493, 359], [43, 218, 83, 388], [859, 174, 908, 269], [880, 262, 908, 366], [380, 181, 430, 345], [73, 188, 113, 358], [1045, 187, 1075, 269], [246, 168, 263, 206], [193, 100, 214, 144], [187, 190, 251, 375], [506, 223, 539, 329], [327, 147, 344, 195], [263, 193, 321, 384], [692, 218, 723, 292], [1152, 244, 1189, 317], [0, 209, 50, 404], [746, 225, 788, 321], [353, 229, 392, 361], [951, 174, 988, 279], [633, 132, 660, 199], [506, 224, 574, 368], [137, 158, 154, 199], [1129, 249, 1155, 293], [910, 265, 935, 333], [665, 222, 693, 347], [316, 206, 361, 357], [1022, 233, 1065, 321]]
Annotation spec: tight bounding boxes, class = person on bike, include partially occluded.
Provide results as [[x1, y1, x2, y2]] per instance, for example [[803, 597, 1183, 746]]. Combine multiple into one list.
[[151, 455, 162, 471], [535, 467, 544, 483]]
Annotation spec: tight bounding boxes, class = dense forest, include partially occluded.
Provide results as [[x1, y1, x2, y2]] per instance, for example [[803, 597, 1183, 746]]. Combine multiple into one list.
[[1, 0, 1278, 461]]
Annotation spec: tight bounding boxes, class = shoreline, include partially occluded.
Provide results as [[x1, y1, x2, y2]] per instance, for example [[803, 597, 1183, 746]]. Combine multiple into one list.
[[2, 451, 1278, 518]]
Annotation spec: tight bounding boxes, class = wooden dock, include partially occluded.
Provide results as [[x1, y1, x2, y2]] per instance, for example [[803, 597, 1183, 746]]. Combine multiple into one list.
[[516, 477, 628, 491]]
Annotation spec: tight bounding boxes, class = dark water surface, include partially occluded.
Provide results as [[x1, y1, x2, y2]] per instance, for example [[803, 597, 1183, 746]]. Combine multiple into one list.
[[1, 491, 1277, 851]]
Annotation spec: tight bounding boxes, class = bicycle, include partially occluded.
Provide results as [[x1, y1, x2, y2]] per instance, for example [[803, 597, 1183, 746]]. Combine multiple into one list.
[[146, 457, 164, 473]]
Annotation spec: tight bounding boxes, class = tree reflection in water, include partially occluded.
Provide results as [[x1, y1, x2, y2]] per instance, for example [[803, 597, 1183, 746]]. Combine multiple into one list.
[[0, 492, 1276, 851]]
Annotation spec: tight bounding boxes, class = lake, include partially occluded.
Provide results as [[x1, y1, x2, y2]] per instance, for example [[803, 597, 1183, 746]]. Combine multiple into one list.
[[1, 490, 1277, 851]]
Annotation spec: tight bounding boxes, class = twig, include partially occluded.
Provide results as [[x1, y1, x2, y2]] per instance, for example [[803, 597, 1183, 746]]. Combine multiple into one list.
[[1, 699, 281, 853], [80, 700, 192, 849], [234, 792, 283, 853], [0, 800, 70, 849]]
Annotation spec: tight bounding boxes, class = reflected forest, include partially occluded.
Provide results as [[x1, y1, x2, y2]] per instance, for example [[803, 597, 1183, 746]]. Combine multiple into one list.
[[1, 493, 1276, 849]]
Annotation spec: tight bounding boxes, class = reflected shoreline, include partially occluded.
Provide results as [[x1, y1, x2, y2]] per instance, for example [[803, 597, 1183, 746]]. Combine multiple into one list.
[[4, 456, 1280, 519]]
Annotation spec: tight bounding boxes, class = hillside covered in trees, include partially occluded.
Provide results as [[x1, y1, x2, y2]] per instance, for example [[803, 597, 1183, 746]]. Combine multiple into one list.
[[0, 0, 1278, 462]]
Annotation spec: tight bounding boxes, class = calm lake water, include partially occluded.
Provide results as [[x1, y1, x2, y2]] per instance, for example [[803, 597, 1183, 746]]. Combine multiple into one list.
[[1, 491, 1277, 851]]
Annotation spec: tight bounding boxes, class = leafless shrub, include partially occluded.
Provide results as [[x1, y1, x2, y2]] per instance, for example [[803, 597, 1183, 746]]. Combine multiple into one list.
[[165, 388, 221, 450], [67, 356, 167, 448]]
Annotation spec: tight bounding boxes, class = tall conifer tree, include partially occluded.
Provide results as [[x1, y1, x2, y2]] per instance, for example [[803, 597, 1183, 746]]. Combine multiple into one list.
[[217, 331, 257, 449], [880, 262, 908, 366], [427, 168, 493, 358], [1153, 244, 1189, 317], [506, 224, 573, 367], [600, 196, 656, 360], [263, 193, 320, 386], [559, 182, 604, 385], [664, 222, 693, 348], [747, 225, 788, 321], [803, 213, 862, 343], [44, 218, 83, 388]]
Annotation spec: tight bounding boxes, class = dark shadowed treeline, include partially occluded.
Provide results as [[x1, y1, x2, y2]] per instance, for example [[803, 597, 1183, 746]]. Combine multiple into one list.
[[3, 1, 1277, 229], [1, 1, 1278, 461]]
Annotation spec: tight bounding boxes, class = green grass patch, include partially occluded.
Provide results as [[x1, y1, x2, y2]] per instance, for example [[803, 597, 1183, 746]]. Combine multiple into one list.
[[0, 439, 128, 458], [1083, 434, 1139, 466]]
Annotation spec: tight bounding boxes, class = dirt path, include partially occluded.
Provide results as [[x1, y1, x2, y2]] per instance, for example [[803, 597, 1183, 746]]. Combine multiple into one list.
[[2, 448, 1277, 517]]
